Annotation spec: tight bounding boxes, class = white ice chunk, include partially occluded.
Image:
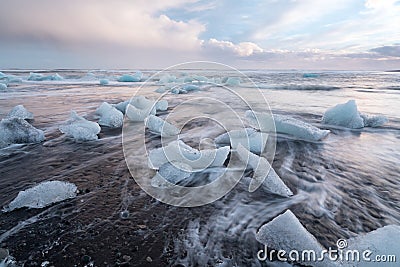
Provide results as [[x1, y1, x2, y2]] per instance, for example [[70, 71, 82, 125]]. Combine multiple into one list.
[[158, 74, 177, 84], [256, 210, 333, 267], [0, 118, 45, 148], [246, 111, 329, 141], [360, 114, 388, 128], [0, 83, 7, 90], [171, 88, 187, 94], [215, 128, 268, 154], [151, 162, 193, 188], [341, 225, 400, 266], [119, 96, 167, 120], [144, 115, 180, 137], [125, 104, 153, 122], [113, 100, 130, 114], [6, 105, 34, 120], [182, 84, 200, 91], [223, 77, 241, 86], [191, 75, 208, 83], [130, 95, 153, 110], [155, 87, 167, 93], [148, 140, 230, 170], [59, 111, 101, 141], [95, 102, 123, 128], [156, 100, 168, 111], [3, 181, 77, 212], [117, 72, 142, 82], [0, 72, 6, 79], [27, 72, 63, 81], [6, 75, 22, 83], [322, 100, 364, 129], [236, 144, 292, 195], [99, 79, 109, 85]]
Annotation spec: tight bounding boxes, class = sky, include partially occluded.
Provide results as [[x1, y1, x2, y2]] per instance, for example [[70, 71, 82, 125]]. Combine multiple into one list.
[[0, 0, 399, 70]]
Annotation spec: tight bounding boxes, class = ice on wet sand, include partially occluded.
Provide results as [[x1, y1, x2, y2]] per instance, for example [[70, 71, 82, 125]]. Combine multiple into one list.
[[215, 128, 268, 154], [121, 96, 168, 120], [151, 162, 193, 188], [340, 225, 400, 266], [322, 100, 388, 128], [246, 111, 329, 141], [256, 210, 334, 267], [360, 114, 388, 128], [144, 115, 180, 137], [95, 102, 123, 128], [3, 181, 77, 212], [148, 140, 230, 170], [322, 100, 364, 128], [0, 117, 45, 148], [99, 79, 109, 85], [59, 111, 101, 141], [236, 144, 292, 196], [117, 72, 142, 82], [27, 72, 63, 81], [6, 105, 34, 120]]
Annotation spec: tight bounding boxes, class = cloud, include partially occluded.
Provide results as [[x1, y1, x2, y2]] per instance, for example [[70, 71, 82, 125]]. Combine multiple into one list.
[[0, 0, 400, 69], [370, 45, 400, 57], [206, 38, 263, 56], [0, 0, 205, 51]]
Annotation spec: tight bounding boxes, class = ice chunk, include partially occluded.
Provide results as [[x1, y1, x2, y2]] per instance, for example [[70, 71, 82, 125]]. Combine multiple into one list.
[[130, 96, 156, 111], [360, 114, 388, 127], [246, 111, 329, 141], [59, 111, 101, 141], [256, 210, 333, 267], [0, 83, 7, 90], [27, 72, 63, 81], [99, 79, 109, 85], [182, 84, 200, 92], [151, 162, 193, 188], [322, 100, 364, 128], [95, 102, 123, 128], [156, 100, 168, 111], [215, 128, 268, 154], [5, 105, 33, 120], [144, 115, 180, 137], [117, 72, 142, 82], [155, 87, 167, 93], [158, 74, 177, 84], [171, 88, 187, 94], [0, 118, 45, 148], [3, 181, 77, 212], [223, 77, 241, 86], [302, 73, 319, 78], [125, 104, 153, 122], [118, 96, 168, 119], [6, 75, 22, 83], [236, 144, 292, 195], [340, 225, 400, 266], [191, 75, 208, 83], [0, 72, 6, 79], [114, 100, 130, 114], [148, 140, 230, 170]]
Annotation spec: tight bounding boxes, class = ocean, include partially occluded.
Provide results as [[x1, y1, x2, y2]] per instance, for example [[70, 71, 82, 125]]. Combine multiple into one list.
[[0, 68, 399, 266]]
